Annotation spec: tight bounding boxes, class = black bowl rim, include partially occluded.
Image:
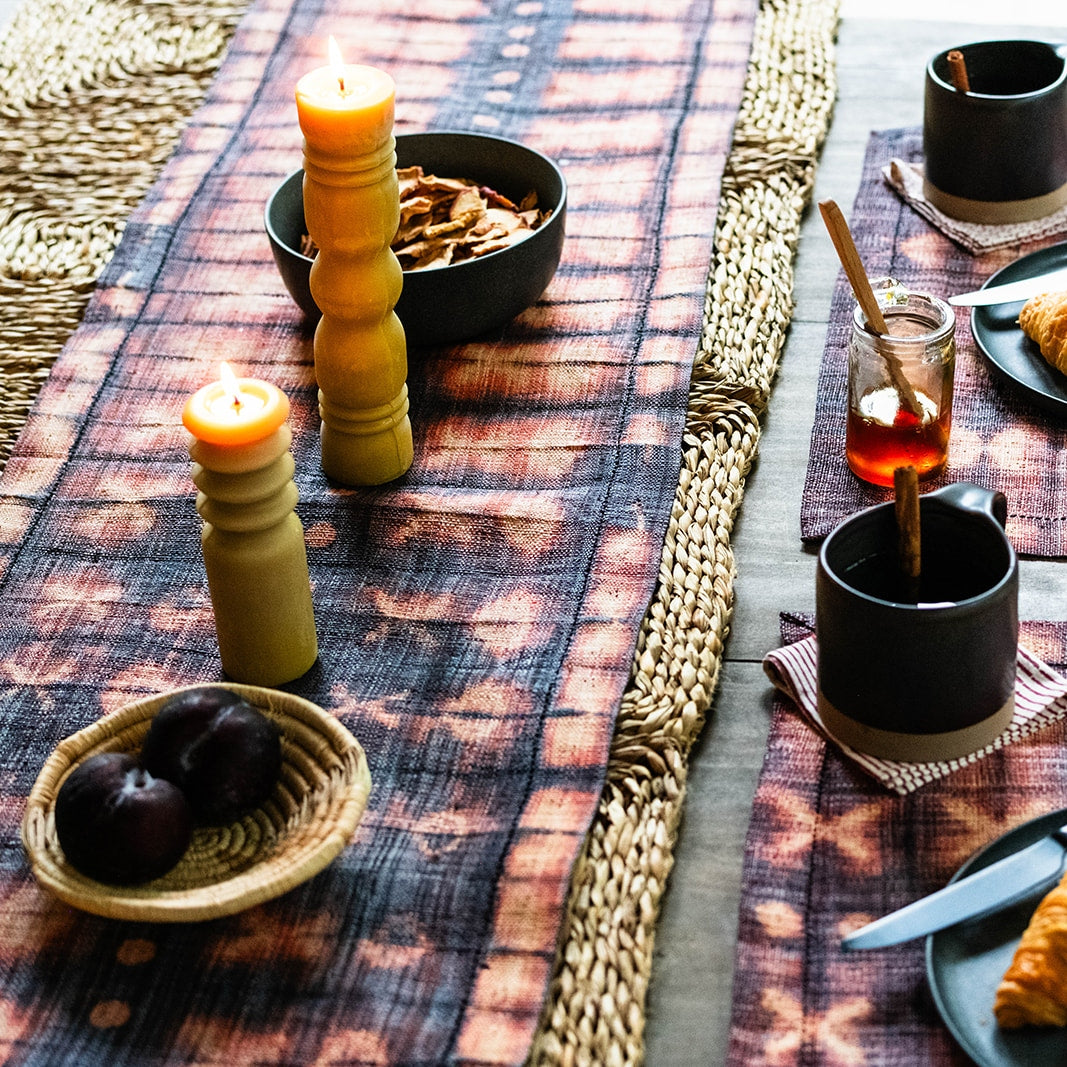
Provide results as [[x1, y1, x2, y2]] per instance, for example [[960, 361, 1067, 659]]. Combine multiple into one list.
[[264, 129, 567, 273]]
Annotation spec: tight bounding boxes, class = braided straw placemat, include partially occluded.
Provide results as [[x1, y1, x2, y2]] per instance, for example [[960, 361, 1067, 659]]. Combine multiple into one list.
[[0, 0, 838, 1060], [0, 0, 246, 461], [529, 0, 839, 1060]]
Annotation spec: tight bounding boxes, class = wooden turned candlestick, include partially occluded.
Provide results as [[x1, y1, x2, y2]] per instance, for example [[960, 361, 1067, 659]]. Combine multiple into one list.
[[191, 427, 318, 686], [297, 60, 413, 486]]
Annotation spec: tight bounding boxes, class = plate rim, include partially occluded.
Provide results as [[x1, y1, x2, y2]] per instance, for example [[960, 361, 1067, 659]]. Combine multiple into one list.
[[925, 806, 1067, 1065], [971, 240, 1067, 416]]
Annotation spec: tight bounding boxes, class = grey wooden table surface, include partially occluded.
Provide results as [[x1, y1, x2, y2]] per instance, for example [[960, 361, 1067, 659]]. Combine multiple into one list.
[[644, 3, 1067, 1064]]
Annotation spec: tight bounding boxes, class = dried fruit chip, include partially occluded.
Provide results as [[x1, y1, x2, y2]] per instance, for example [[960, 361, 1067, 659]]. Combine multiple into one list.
[[302, 166, 552, 271]]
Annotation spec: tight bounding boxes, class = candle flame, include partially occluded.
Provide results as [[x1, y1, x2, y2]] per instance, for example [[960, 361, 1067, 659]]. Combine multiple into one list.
[[219, 361, 244, 413], [328, 35, 346, 94]]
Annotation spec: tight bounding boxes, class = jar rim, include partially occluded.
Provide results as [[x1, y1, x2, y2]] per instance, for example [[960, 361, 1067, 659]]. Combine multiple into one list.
[[852, 289, 955, 346]]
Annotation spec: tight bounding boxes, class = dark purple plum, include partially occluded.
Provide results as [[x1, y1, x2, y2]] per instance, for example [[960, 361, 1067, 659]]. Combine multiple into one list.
[[141, 687, 282, 823], [54, 751, 192, 884]]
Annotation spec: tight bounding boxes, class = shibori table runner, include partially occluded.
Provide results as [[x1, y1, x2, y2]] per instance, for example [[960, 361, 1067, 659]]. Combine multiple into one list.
[[727, 613, 1067, 1064], [0, 0, 759, 1063], [800, 128, 1067, 559]]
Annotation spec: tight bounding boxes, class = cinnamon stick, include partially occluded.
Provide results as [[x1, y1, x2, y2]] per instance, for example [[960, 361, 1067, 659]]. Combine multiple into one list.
[[947, 49, 970, 93], [818, 198, 924, 419], [894, 465, 921, 600]]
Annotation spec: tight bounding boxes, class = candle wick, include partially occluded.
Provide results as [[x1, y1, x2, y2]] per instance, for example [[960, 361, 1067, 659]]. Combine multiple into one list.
[[337, 73, 345, 94]]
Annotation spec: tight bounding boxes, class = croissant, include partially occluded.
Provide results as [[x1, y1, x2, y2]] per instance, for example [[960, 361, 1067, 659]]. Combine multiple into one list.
[[994, 871, 1067, 1028], [1019, 289, 1067, 374]]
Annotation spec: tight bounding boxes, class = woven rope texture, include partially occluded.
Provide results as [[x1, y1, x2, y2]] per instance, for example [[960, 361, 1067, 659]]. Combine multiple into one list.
[[0, 0, 246, 463], [529, 0, 839, 1061]]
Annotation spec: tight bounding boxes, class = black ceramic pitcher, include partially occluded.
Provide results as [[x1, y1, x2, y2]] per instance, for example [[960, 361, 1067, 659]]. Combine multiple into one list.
[[816, 482, 1018, 762]]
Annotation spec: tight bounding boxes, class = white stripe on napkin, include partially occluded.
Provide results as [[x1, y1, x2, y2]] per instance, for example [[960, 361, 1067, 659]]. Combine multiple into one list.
[[763, 636, 1067, 795]]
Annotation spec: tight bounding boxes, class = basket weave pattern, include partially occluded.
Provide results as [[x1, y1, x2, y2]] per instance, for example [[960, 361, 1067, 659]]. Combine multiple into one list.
[[530, 0, 840, 1060], [21, 684, 372, 922], [0, 0, 246, 465]]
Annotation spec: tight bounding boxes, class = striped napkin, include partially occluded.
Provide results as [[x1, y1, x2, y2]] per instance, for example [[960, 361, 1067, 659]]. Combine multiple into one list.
[[763, 634, 1067, 795], [883, 157, 1067, 254]]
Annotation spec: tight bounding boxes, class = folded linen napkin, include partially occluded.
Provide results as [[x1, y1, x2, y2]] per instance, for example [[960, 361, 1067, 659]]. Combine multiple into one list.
[[883, 158, 1067, 255], [763, 634, 1067, 795]]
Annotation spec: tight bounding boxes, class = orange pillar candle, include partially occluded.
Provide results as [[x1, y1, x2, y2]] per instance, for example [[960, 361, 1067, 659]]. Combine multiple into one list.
[[183, 365, 318, 686], [295, 38, 413, 486]]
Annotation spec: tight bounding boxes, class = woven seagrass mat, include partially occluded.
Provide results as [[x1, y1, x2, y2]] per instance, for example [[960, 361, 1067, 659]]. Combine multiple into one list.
[[529, 0, 839, 1060], [0, 0, 839, 1062], [0, 0, 248, 460]]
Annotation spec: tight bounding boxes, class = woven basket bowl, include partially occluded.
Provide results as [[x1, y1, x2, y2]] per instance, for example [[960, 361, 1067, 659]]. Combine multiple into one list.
[[21, 684, 371, 922]]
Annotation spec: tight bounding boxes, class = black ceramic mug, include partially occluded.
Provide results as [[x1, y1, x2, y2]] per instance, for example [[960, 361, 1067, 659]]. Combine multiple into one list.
[[923, 40, 1067, 223], [816, 482, 1018, 762]]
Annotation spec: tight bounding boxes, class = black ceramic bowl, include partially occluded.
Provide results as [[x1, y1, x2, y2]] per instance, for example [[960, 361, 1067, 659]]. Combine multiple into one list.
[[265, 131, 567, 347]]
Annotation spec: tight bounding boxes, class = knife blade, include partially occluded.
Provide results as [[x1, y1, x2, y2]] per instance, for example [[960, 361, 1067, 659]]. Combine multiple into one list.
[[949, 266, 1067, 307], [841, 821, 1067, 951]]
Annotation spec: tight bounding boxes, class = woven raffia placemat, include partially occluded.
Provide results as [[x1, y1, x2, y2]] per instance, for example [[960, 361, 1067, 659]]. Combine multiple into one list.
[[0, 0, 838, 1061]]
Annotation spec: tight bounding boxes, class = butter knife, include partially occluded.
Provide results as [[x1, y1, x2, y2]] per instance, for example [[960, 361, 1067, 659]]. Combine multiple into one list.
[[949, 266, 1067, 307], [842, 821, 1067, 951]]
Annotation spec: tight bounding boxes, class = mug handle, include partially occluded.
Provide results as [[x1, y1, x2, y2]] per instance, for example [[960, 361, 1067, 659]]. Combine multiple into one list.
[[928, 481, 1008, 529]]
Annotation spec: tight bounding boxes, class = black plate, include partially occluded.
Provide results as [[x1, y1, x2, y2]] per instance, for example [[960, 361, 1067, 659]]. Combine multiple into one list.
[[926, 808, 1067, 1065], [971, 242, 1067, 417]]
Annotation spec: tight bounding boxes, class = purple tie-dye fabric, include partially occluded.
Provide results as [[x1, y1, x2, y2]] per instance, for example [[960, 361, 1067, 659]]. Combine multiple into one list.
[[801, 128, 1067, 557], [0, 0, 757, 1061], [728, 614, 1067, 1064]]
